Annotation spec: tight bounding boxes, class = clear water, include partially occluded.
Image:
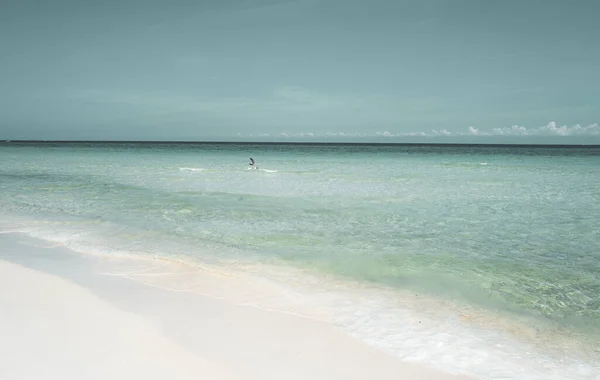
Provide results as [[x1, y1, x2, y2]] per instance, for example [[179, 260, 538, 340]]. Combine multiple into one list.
[[1, 142, 599, 379]]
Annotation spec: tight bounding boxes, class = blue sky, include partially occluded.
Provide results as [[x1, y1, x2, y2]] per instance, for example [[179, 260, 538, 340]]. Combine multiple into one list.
[[1, 0, 599, 142]]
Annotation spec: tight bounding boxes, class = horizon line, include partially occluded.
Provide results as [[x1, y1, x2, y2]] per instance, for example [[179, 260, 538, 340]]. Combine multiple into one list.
[[2, 140, 599, 148]]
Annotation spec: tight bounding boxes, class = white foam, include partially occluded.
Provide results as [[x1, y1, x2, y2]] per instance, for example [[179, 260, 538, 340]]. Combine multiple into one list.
[[231, 263, 600, 380], [245, 167, 277, 172], [330, 288, 598, 380], [179, 167, 205, 172]]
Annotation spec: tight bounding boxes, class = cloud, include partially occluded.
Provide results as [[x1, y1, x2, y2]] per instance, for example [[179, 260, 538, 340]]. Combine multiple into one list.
[[492, 125, 528, 136], [432, 129, 452, 136], [235, 121, 600, 139], [489, 121, 600, 137], [468, 126, 480, 135], [537, 121, 600, 136], [434, 121, 599, 138]]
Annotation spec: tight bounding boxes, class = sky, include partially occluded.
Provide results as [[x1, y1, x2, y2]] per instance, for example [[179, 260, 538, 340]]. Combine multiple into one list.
[[1, 0, 599, 143]]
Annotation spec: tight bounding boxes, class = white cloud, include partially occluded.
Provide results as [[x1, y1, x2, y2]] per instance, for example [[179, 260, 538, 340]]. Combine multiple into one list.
[[536, 121, 600, 136], [432, 129, 452, 136], [400, 131, 427, 137], [488, 121, 600, 137], [233, 121, 600, 139], [461, 121, 599, 137], [539, 121, 569, 136], [492, 125, 528, 136]]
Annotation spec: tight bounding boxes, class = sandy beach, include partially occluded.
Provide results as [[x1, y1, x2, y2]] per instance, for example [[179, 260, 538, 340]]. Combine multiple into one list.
[[0, 233, 473, 380]]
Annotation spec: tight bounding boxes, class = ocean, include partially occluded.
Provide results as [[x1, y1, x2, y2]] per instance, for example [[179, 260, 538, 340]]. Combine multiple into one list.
[[1, 142, 599, 379]]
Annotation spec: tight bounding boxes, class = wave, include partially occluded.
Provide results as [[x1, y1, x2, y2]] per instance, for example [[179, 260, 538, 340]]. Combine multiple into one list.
[[246, 167, 278, 173]]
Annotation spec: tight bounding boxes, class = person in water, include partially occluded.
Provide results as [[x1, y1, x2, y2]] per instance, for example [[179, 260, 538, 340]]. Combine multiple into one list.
[[249, 157, 258, 169]]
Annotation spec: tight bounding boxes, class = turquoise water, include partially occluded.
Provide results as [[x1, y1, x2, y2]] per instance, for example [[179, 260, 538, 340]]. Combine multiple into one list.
[[1, 142, 599, 378]]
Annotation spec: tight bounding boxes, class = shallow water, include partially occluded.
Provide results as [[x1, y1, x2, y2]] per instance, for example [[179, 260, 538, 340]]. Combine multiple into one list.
[[1, 142, 599, 379]]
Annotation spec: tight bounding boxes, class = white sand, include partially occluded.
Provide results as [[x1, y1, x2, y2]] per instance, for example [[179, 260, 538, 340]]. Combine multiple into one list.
[[0, 234, 475, 380], [0, 260, 238, 380]]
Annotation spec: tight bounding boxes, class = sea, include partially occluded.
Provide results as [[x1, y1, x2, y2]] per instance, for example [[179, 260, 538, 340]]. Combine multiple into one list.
[[1, 141, 599, 379]]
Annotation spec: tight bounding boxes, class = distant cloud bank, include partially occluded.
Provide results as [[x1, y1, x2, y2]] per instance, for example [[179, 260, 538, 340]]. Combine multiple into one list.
[[464, 122, 600, 137], [237, 122, 600, 139]]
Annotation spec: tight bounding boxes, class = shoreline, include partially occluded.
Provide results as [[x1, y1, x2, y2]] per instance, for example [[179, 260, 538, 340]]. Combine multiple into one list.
[[0, 232, 473, 380], [2, 221, 599, 379]]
